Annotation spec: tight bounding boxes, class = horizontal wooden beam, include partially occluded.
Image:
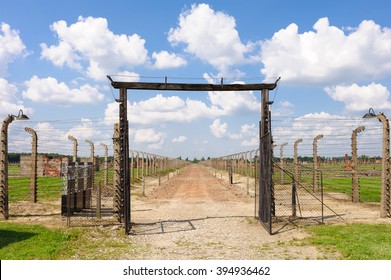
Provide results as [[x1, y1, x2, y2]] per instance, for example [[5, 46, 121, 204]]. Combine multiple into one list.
[[107, 77, 278, 91]]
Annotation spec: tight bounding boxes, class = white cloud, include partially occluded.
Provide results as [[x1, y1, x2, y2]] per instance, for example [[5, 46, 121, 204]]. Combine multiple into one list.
[[23, 76, 105, 105], [172, 135, 187, 143], [148, 139, 164, 150], [325, 83, 391, 111], [132, 128, 164, 150], [107, 71, 140, 82], [24, 120, 107, 156], [40, 16, 148, 81], [279, 101, 294, 108], [168, 3, 257, 75], [0, 78, 30, 118], [0, 22, 27, 76], [261, 17, 391, 84], [134, 128, 163, 143], [289, 112, 346, 139], [103, 88, 261, 126], [241, 137, 258, 147], [208, 89, 259, 114], [240, 123, 256, 135], [209, 119, 256, 143], [152, 50, 187, 69], [240, 123, 257, 147], [67, 118, 98, 140], [209, 119, 228, 138], [104, 94, 218, 125], [272, 100, 295, 117], [204, 74, 260, 114]]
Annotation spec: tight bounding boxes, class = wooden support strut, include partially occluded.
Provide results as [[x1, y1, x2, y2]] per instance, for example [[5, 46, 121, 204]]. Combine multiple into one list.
[[107, 75, 278, 92]]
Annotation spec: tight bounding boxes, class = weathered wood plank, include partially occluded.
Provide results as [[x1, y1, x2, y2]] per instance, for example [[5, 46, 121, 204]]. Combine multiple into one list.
[[107, 77, 278, 91]]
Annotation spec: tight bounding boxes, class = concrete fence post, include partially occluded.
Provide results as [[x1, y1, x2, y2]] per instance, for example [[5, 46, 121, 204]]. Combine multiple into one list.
[[100, 143, 108, 187], [250, 150, 254, 178], [96, 181, 102, 219], [280, 142, 288, 185], [294, 139, 303, 185], [351, 126, 365, 203], [130, 150, 134, 180], [68, 135, 78, 163], [313, 134, 324, 192], [158, 156, 162, 186], [136, 151, 140, 179], [146, 153, 149, 176], [25, 127, 38, 203], [141, 151, 145, 178], [0, 116, 13, 220], [245, 150, 249, 195], [85, 140, 94, 163], [377, 114, 391, 217]]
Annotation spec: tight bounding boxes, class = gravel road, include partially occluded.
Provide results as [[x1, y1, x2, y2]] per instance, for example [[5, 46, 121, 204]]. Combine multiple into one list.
[[125, 164, 339, 259]]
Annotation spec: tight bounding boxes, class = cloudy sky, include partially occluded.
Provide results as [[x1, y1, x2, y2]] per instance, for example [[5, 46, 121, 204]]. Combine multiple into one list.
[[1, 0, 391, 159]]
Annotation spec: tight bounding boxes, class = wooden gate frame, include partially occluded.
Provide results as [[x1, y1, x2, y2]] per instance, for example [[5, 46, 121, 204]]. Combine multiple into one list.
[[107, 75, 279, 235]]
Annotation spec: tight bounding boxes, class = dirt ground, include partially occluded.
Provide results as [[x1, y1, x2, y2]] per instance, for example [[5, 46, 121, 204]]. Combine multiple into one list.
[[7, 163, 391, 260], [124, 164, 389, 259]]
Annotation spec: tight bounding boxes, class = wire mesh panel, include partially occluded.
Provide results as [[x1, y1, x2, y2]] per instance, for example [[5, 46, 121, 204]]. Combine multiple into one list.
[[271, 163, 325, 234], [8, 162, 63, 218], [62, 162, 118, 227], [254, 155, 259, 220]]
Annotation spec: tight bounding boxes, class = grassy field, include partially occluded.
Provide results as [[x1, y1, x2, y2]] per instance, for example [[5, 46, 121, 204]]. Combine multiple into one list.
[[0, 223, 74, 259], [1, 222, 390, 259], [8, 177, 63, 202], [304, 223, 391, 259], [322, 176, 381, 202], [269, 163, 383, 203], [8, 166, 177, 203], [3, 164, 388, 259]]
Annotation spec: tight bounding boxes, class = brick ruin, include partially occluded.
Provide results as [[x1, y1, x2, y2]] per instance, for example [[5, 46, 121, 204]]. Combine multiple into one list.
[[20, 155, 69, 177]]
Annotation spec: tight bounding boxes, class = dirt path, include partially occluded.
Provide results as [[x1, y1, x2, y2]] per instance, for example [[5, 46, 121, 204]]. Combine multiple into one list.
[[125, 164, 339, 259], [8, 163, 390, 259]]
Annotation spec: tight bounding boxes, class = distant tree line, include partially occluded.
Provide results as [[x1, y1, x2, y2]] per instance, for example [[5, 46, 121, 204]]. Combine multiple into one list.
[[177, 156, 211, 163]]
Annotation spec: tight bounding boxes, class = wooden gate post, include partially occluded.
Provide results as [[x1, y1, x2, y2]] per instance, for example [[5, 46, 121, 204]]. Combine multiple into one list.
[[113, 123, 122, 222]]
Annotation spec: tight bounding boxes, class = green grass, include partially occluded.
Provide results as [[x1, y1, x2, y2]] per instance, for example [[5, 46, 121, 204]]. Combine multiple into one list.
[[8, 166, 177, 203], [359, 177, 382, 202], [2, 221, 391, 260], [8, 176, 63, 202], [305, 223, 391, 259], [322, 176, 381, 202], [0, 223, 75, 260], [8, 165, 20, 175], [0, 222, 137, 260]]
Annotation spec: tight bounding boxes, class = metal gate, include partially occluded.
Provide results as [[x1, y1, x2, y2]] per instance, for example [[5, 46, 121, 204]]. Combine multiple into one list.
[[257, 132, 274, 234], [255, 153, 331, 234], [61, 162, 117, 227]]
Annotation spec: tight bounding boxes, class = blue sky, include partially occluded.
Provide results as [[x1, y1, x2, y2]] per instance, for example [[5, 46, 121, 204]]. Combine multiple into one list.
[[1, 0, 391, 159]]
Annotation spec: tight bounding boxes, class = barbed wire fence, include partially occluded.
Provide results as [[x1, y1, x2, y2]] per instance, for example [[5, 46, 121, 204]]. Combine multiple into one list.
[[203, 115, 389, 232], [3, 114, 389, 228], [4, 118, 187, 227]]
